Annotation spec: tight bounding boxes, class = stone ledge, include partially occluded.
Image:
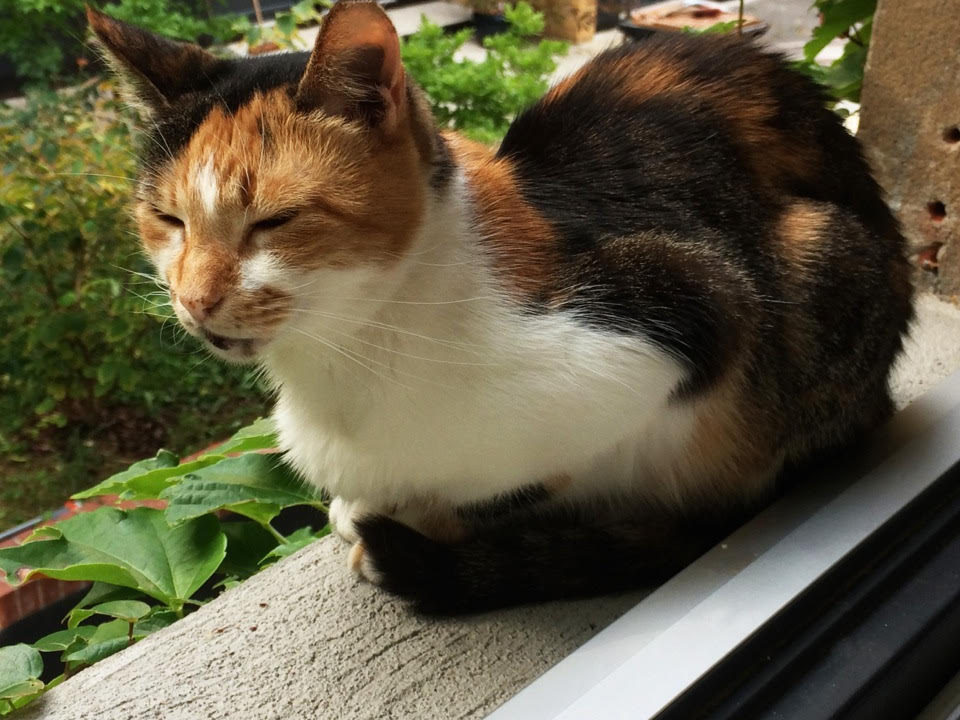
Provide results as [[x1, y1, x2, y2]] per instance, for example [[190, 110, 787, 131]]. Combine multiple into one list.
[[20, 294, 960, 720]]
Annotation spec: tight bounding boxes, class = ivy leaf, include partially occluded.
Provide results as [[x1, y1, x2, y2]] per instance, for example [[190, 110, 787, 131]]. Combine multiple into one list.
[[72, 449, 179, 498], [208, 417, 278, 455], [261, 525, 330, 565], [0, 507, 226, 612], [62, 619, 130, 665], [72, 582, 144, 610], [0, 645, 43, 701], [804, 0, 875, 61], [219, 521, 279, 579], [90, 600, 151, 623], [275, 11, 296, 37], [73, 454, 222, 501], [32, 626, 96, 653], [134, 609, 179, 636], [161, 454, 324, 528]]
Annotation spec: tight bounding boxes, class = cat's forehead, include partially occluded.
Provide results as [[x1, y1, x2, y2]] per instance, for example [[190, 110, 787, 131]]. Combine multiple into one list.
[[140, 51, 311, 170]]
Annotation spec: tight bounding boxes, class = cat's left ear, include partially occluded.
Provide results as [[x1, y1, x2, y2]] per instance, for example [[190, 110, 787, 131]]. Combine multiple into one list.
[[295, 1, 406, 134], [86, 5, 219, 118]]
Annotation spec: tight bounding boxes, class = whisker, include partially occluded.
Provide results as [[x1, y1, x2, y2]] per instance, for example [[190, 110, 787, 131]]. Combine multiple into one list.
[[290, 327, 410, 391], [296, 293, 496, 307], [283, 308, 485, 353], [317, 322, 495, 367]]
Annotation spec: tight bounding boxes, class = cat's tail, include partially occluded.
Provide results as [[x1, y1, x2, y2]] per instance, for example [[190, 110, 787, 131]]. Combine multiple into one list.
[[353, 508, 734, 614]]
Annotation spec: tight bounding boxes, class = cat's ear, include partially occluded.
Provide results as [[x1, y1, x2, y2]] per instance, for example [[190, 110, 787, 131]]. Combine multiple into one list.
[[295, 1, 406, 134], [86, 5, 218, 117]]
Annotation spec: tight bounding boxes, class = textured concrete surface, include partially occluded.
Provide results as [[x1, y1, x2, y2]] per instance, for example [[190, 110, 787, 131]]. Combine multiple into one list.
[[18, 294, 960, 720], [859, 0, 960, 297]]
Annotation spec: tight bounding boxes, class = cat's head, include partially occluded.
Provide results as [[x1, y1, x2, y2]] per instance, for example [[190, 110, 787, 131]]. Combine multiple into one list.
[[88, 1, 445, 363]]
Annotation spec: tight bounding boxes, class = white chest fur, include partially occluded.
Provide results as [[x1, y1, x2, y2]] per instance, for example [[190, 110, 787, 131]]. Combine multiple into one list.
[[263, 175, 690, 509]]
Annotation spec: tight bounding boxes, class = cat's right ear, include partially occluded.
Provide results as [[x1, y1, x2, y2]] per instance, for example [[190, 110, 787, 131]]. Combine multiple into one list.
[[295, 1, 407, 134], [86, 5, 218, 118]]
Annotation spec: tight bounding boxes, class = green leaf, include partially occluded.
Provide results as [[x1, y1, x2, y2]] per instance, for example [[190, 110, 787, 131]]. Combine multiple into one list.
[[72, 449, 179, 498], [72, 452, 224, 501], [63, 619, 130, 665], [133, 609, 178, 636], [66, 608, 95, 630], [161, 454, 323, 528], [219, 521, 279, 579], [261, 525, 329, 564], [803, 0, 875, 60], [96, 362, 119, 387], [275, 12, 296, 37], [32, 626, 96, 653], [0, 645, 43, 700], [209, 417, 278, 455], [73, 582, 144, 610], [90, 600, 151, 622], [0, 507, 226, 611]]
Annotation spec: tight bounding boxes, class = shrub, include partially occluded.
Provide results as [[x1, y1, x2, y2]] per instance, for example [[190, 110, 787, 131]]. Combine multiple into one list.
[[231, 0, 328, 51], [0, 81, 264, 465], [402, 2, 567, 145], [793, 0, 876, 105], [0, 0, 238, 85]]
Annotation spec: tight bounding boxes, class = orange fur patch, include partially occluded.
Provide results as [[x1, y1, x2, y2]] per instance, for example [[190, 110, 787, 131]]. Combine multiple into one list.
[[445, 132, 561, 302], [675, 370, 779, 507], [138, 88, 427, 290], [777, 201, 830, 267]]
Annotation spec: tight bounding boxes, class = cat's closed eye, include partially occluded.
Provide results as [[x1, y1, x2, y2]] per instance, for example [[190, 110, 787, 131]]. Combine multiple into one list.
[[154, 209, 185, 229], [251, 211, 298, 232]]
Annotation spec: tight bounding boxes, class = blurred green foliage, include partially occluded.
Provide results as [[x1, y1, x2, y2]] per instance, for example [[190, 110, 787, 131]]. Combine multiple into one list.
[[231, 0, 329, 50], [402, 2, 567, 145], [793, 0, 876, 105], [0, 81, 266, 522], [0, 0, 238, 85]]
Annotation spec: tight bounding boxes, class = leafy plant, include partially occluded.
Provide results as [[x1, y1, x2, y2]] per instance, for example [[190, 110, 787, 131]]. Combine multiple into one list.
[[794, 0, 876, 104], [0, 418, 328, 714], [402, 2, 567, 144], [0, 0, 238, 85], [233, 0, 329, 51], [0, 645, 43, 713], [0, 80, 269, 525]]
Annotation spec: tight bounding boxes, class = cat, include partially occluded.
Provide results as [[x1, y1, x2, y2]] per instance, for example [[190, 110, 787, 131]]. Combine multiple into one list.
[[88, 0, 913, 613]]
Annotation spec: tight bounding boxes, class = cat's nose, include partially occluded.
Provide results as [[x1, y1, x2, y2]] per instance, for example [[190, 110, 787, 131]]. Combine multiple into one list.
[[179, 292, 224, 324]]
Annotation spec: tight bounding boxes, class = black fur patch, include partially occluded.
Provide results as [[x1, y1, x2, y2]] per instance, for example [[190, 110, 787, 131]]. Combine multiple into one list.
[[429, 132, 455, 195], [143, 52, 310, 169], [500, 89, 769, 394], [355, 508, 732, 614]]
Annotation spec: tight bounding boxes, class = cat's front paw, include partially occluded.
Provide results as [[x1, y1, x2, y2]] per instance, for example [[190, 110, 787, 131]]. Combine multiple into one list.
[[349, 515, 457, 612], [346, 540, 384, 585]]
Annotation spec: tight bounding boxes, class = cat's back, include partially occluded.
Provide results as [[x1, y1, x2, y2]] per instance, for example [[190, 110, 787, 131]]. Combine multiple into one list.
[[498, 35, 897, 244], [483, 34, 913, 457]]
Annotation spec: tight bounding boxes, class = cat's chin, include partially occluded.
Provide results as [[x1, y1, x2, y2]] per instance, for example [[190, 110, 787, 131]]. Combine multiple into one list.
[[201, 330, 264, 364]]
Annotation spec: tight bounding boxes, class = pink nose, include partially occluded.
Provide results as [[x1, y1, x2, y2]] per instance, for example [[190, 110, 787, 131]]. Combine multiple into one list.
[[179, 293, 224, 323]]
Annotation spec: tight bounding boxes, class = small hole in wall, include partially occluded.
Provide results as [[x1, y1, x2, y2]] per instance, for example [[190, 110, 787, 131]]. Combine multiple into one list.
[[944, 126, 960, 143], [928, 201, 947, 222]]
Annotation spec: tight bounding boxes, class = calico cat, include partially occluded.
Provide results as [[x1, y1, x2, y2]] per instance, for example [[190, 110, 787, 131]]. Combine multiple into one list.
[[88, 1, 913, 613]]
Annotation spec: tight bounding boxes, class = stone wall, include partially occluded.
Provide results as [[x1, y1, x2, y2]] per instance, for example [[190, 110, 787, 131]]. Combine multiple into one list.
[[859, 0, 960, 298]]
